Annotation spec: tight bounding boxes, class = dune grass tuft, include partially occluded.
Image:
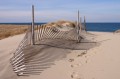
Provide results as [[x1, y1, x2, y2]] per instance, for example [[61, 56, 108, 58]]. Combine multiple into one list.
[[0, 25, 29, 40]]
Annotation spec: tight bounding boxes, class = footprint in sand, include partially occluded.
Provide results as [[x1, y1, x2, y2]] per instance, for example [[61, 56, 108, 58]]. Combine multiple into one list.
[[71, 64, 78, 68], [77, 51, 87, 57], [71, 65, 74, 67], [71, 72, 78, 78], [71, 72, 84, 79], [71, 63, 82, 68], [69, 59, 74, 62], [77, 63, 82, 66]]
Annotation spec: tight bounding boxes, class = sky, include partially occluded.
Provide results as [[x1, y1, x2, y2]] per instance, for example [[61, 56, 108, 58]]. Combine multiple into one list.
[[0, 0, 120, 23]]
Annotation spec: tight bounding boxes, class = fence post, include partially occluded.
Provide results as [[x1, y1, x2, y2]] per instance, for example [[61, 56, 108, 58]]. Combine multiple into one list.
[[84, 16, 87, 32], [31, 5, 35, 45], [77, 10, 81, 43], [80, 17, 82, 31]]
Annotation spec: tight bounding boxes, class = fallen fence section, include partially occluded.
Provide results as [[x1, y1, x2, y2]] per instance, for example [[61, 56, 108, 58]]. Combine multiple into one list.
[[10, 24, 96, 76]]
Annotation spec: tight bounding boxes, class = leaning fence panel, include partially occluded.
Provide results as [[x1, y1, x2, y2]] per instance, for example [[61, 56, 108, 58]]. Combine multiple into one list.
[[10, 23, 96, 76]]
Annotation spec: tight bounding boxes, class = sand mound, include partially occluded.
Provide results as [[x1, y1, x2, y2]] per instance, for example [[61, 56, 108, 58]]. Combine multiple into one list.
[[43, 20, 76, 31], [114, 29, 120, 33]]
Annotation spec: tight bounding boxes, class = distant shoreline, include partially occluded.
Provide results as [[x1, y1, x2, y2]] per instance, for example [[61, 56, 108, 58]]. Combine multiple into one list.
[[0, 23, 120, 40], [1, 23, 120, 32]]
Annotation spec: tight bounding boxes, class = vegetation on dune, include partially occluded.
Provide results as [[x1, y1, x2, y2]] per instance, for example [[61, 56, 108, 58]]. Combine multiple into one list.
[[0, 20, 79, 40], [115, 29, 120, 33], [0, 25, 29, 40], [44, 20, 76, 28]]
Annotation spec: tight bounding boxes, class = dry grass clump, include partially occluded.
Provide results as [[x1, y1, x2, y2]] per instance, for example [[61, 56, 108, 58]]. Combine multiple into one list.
[[114, 29, 120, 33], [0, 25, 29, 40], [44, 20, 76, 28]]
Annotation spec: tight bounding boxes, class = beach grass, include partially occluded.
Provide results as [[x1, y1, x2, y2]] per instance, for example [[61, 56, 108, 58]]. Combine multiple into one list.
[[0, 25, 29, 40]]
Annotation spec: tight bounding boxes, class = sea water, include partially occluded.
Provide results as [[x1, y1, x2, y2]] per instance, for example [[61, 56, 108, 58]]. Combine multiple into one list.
[[86, 23, 120, 32], [0, 23, 120, 32]]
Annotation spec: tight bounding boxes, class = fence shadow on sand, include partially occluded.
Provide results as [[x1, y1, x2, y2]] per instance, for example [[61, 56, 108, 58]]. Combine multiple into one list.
[[10, 24, 98, 76]]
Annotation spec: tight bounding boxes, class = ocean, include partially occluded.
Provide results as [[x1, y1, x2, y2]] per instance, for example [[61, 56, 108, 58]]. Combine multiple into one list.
[[86, 23, 120, 32], [0, 23, 120, 32]]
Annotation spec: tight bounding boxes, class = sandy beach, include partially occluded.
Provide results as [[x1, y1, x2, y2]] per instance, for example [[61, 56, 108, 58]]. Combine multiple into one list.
[[0, 32, 120, 79]]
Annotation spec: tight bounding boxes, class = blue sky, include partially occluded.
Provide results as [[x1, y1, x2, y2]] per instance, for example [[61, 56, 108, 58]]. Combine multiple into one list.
[[0, 0, 120, 22]]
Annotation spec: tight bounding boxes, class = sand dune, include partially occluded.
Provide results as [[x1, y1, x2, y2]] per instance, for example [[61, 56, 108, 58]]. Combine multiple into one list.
[[0, 32, 120, 79]]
